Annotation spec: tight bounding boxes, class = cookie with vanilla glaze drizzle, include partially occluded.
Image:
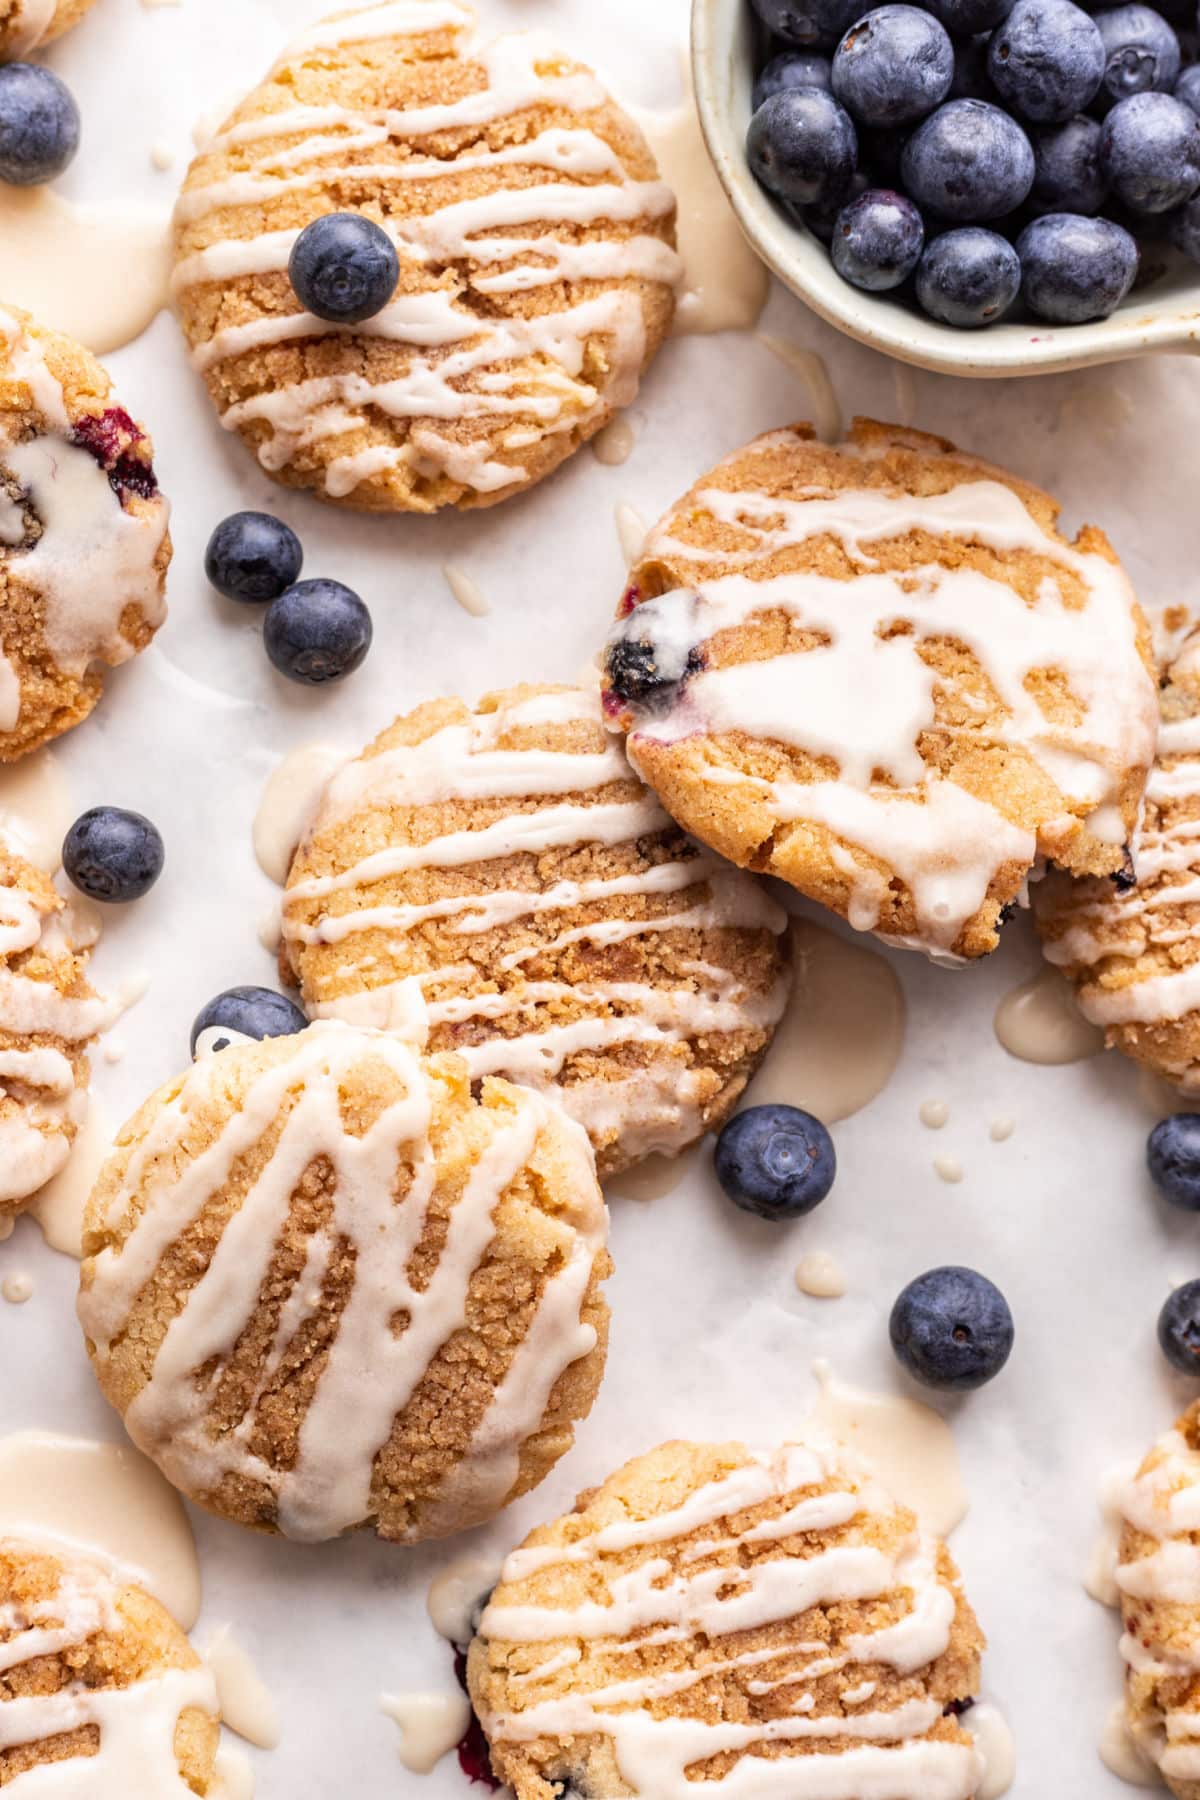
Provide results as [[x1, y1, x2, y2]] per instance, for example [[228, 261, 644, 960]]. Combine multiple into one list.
[[78, 1020, 612, 1544], [468, 1436, 986, 1800], [171, 0, 680, 512], [601, 418, 1158, 962], [0, 0, 95, 58], [280, 684, 791, 1176]]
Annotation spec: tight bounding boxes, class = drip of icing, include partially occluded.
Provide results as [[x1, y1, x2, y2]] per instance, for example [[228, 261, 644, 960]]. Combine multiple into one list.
[[427, 1553, 504, 1645], [1086, 1462, 1141, 1609], [28, 1095, 113, 1258], [0, 191, 170, 355], [381, 1691, 472, 1773], [742, 918, 905, 1123], [807, 1362, 967, 1539], [442, 564, 491, 618], [1, 1271, 32, 1304], [615, 501, 648, 565], [605, 1143, 701, 1203], [0, 1431, 199, 1628], [592, 416, 637, 466], [966, 1705, 1016, 1800], [253, 743, 348, 886], [993, 966, 1104, 1064], [0, 751, 73, 871], [6, 0, 56, 55], [795, 1251, 847, 1299], [919, 1099, 949, 1129], [758, 337, 844, 443], [214, 1744, 256, 1800], [933, 1155, 964, 1184], [989, 1117, 1015, 1142], [205, 1626, 280, 1749], [1100, 1700, 1163, 1788]]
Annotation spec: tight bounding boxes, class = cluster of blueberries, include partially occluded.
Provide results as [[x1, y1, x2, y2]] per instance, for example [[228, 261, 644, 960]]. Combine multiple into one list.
[[747, 0, 1200, 326], [206, 509, 374, 684]]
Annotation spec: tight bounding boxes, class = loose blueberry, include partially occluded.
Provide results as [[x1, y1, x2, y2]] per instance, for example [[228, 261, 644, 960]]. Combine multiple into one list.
[[1147, 1114, 1200, 1208], [1176, 64, 1200, 114], [205, 511, 303, 605], [831, 187, 926, 287], [927, 0, 1016, 35], [263, 578, 373, 684], [0, 63, 79, 187], [901, 99, 1036, 219], [1017, 209, 1138, 315], [751, 0, 861, 49], [753, 49, 833, 111], [949, 33, 999, 101], [1100, 90, 1200, 210], [713, 1105, 836, 1221], [988, 0, 1105, 122], [190, 987, 308, 1059], [62, 807, 164, 904], [1159, 1279, 1200, 1375], [1093, 5, 1181, 107], [747, 87, 858, 206], [288, 212, 399, 325], [832, 6, 954, 127], [1031, 113, 1109, 209], [889, 1266, 1015, 1391], [1167, 190, 1200, 255], [916, 225, 1023, 322]]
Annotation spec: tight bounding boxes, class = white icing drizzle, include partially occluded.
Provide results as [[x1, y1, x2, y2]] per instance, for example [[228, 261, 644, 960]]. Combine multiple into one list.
[[4, 0, 57, 56], [611, 429, 1156, 957], [77, 1020, 607, 1544], [476, 1442, 983, 1799]]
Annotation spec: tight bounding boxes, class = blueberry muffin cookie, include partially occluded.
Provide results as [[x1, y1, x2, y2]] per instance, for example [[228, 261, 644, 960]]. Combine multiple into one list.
[[0, 304, 170, 761], [469, 1437, 986, 1799], [0, 844, 112, 1214], [0, 0, 95, 57], [601, 419, 1158, 963], [1114, 1401, 1200, 1795], [78, 1020, 611, 1544], [1035, 627, 1200, 1091], [171, 0, 680, 513], [281, 685, 791, 1176], [0, 1538, 219, 1790]]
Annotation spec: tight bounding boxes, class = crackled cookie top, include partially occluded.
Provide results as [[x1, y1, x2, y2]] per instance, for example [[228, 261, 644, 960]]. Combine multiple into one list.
[[1115, 1402, 1200, 1796], [601, 418, 1158, 963], [78, 1020, 611, 1544], [0, 305, 170, 761], [0, 0, 95, 57], [1035, 627, 1200, 1091], [171, 0, 680, 513], [0, 1538, 219, 1794], [469, 1437, 985, 1800], [282, 684, 790, 1177]]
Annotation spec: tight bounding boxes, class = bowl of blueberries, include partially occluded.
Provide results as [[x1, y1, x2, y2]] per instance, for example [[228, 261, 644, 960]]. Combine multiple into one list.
[[693, 0, 1200, 371]]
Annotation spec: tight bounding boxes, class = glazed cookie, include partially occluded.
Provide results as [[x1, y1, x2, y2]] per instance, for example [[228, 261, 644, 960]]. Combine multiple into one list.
[[78, 1020, 611, 1544], [0, 304, 170, 761], [0, 843, 112, 1214], [1114, 1402, 1200, 1795], [281, 685, 791, 1176], [171, 0, 680, 512], [1035, 628, 1200, 1091], [601, 419, 1159, 963], [0, 1537, 219, 1791], [0, 0, 95, 57], [469, 1437, 986, 1799]]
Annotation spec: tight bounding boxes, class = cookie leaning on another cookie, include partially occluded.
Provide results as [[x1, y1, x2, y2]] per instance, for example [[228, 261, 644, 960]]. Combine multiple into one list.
[[601, 418, 1158, 963], [0, 0, 95, 58]]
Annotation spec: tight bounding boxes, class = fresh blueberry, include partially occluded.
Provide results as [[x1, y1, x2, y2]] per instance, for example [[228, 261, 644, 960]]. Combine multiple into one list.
[[949, 34, 999, 101], [831, 187, 926, 287], [916, 225, 1023, 322], [1176, 64, 1200, 113], [751, 0, 861, 50], [1093, 5, 1181, 108], [1031, 113, 1109, 209], [0, 63, 79, 187], [205, 511, 303, 605], [805, 168, 870, 239], [832, 6, 954, 127], [190, 987, 308, 1058], [747, 87, 858, 205], [988, 0, 1105, 122], [1100, 90, 1200, 209], [889, 1266, 1015, 1390], [1147, 1114, 1200, 1207], [62, 807, 164, 903], [753, 49, 833, 110], [1017, 209, 1138, 313], [263, 579, 372, 684], [288, 212, 399, 325], [713, 1105, 836, 1221], [1167, 190, 1200, 255], [1159, 1280, 1200, 1374], [928, 0, 1016, 35], [901, 99, 1036, 219]]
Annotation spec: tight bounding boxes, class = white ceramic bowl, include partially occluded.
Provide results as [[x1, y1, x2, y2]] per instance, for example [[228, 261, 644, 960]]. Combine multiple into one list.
[[692, 0, 1200, 377]]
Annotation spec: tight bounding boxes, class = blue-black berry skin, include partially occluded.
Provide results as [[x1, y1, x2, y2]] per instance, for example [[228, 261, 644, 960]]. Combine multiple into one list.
[[62, 808, 165, 904], [1159, 1280, 1200, 1375], [1031, 113, 1109, 210], [1147, 1114, 1200, 1208], [205, 512, 303, 605], [916, 225, 1023, 322], [753, 50, 833, 111], [804, 168, 870, 239], [288, 213, 400, 324], [901, 99, 1036, 219], [831, 188, 926, 287], [1100, 90, 1200, 210], [0, 63, 80, 186], [263, 579, 373, 685], [988, 0, 1105, 123], [190, 987, 309, 1058], [949, 33, 999, 100], [713, 1105, 837, 1221], [1017, 210, 1138, 315], [929, 0, 1017, 36], [1093, 5, 1181, 108], [1177, 65, 1200, 115], [751, 0, 861, 50], [1168, 191, 1200, 255], [832, 5, 954, 128], [747, 87, 858, 206], [889, 1266, 1015, 1391]]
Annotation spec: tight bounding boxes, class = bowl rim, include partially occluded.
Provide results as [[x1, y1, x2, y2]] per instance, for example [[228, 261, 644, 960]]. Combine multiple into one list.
[[690, 0, 1200, 378]]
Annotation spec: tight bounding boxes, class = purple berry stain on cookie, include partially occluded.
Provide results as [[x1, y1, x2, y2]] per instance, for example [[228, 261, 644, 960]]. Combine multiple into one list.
[[451, 1648, 500, 1790], [71, 407, 159, 503]]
